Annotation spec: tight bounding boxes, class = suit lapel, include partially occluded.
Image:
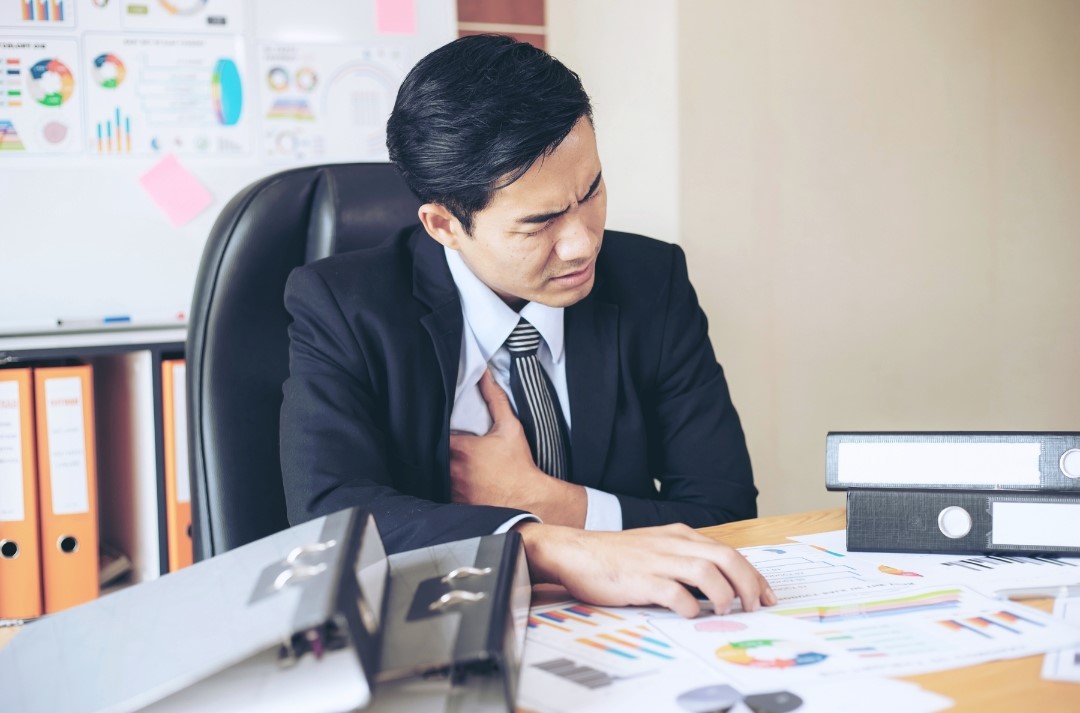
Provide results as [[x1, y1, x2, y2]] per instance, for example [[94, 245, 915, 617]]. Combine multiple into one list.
[[565, 294, 619, 489], [412, 229, 462, 497], [411, 229, 461, 398]]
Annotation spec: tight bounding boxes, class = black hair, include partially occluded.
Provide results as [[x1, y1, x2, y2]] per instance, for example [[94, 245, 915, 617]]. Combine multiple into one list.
[[386, 34, 593, 234]]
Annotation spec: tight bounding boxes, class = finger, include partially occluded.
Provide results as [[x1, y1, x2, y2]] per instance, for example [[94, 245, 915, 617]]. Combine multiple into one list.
[[477, 369, 517, 428], [648, 577, 702, 619], [761, 575, 778, 606], [674, 541, 768, 613], [671, 556, 737, 615], [660, 530, 777, 609]]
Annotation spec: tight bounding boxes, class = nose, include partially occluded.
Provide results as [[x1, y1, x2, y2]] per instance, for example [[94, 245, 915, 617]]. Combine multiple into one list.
[[553, 213, 596, 263]]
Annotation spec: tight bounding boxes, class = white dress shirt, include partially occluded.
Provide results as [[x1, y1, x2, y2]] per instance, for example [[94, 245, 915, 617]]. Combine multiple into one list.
[[444, 247, 623, 532]]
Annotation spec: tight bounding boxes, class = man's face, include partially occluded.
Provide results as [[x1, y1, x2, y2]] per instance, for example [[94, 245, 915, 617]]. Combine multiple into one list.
[[438, 117, 607, 308]]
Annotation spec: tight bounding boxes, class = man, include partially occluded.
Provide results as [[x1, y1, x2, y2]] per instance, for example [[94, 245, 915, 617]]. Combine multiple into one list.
[[281, 35, 773, 617]]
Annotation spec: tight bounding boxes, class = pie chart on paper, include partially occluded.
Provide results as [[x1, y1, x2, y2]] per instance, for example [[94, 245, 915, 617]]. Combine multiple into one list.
[[716, 639, 828, 669]]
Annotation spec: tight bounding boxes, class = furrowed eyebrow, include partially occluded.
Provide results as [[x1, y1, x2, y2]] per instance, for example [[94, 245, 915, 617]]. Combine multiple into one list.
[[514, 170, 603, 226], [581, 171, 603, 202]]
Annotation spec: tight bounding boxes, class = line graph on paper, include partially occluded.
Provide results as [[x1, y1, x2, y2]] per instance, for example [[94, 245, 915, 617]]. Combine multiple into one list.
[[738, 544, 917, 604]]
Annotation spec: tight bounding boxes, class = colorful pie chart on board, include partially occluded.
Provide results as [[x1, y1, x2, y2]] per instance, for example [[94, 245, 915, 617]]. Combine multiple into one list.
[[295, 67, 317, 92], [92, 53, 126, 89], [212, 58, 243, 126], [267, 66, 288, 91], [28, 58, 75, 107], [716, 639, 828, 669]]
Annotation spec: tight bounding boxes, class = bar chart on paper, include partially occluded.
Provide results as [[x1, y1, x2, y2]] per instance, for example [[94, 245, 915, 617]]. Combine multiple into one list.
[[526, 602, 687, 687]]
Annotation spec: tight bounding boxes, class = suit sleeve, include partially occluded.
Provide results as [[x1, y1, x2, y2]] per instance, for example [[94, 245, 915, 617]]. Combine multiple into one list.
[[614, 245, 758, 529], [280, 266, 529, 553]]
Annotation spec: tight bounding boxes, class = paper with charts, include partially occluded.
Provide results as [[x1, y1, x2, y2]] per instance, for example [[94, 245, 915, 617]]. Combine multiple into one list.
[[518, 601, 953, 713], [651, 584, 1080, 688], [788, 529, 1080, 597], [735, 542, 922, 604]]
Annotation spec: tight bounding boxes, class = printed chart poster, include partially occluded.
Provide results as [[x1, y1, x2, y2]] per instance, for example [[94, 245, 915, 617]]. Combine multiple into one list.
[[0, 0, 76, 29], [0, 37, 82, 154], [259, 43, 405, 163], [120, 0, 244, 33], [82, 33, 250, 156]]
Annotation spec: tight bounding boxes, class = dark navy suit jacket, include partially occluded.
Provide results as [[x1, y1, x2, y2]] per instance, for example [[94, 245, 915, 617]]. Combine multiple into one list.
[[280, 226, 756, 553]]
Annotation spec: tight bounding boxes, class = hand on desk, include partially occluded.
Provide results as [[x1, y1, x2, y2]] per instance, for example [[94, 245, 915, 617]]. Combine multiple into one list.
[[449, 370, 587, 528], [516, 520, 777, 618]]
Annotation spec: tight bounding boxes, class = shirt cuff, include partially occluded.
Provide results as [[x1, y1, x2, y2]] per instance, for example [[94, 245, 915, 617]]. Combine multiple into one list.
[[493, 513, 541, 534], [584, 487, 624, 531]]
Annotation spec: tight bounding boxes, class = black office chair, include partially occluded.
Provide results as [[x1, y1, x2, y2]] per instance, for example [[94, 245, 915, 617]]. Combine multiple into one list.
[[186, 164, 421, 560]]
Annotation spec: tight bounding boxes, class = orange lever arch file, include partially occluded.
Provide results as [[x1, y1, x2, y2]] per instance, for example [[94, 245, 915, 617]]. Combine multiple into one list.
[[162, 359, 193, 571], [35, 365, 100, 614], [0, 368, 44, 620]]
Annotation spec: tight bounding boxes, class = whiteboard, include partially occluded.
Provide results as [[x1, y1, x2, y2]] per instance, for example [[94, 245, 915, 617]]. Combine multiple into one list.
[[0, 0, 454, 336]]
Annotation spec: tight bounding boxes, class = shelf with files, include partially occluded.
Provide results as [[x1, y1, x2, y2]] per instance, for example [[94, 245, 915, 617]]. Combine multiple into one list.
[[0, 328, 187, 617]]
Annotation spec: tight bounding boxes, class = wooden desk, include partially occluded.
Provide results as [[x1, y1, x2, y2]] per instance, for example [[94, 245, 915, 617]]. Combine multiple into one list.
[[700, 508, 1077, 713]]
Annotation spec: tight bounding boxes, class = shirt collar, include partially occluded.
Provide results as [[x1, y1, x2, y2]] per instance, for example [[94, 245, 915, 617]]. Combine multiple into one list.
[[444, 246, 565, 363]]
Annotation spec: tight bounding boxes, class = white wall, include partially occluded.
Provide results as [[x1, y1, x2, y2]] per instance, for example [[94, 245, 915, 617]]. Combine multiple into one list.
[[546, 0, 680, 244]]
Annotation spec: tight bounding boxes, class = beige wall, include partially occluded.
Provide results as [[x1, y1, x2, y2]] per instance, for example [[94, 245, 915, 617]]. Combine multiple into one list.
[[550, 1, 1080, 518], [546, 0, 680, 243]]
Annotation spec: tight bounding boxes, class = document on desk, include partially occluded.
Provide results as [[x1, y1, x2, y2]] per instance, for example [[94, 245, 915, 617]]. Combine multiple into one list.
[[1042, 596, 1080, 683], [737, 543, 918, 603], [788, 529, 1080, 598], [651, 583, 1080, 688], [518, 601, 953, 713]]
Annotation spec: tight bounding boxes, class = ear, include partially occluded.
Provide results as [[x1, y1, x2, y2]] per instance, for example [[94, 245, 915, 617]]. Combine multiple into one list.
[[418, 203, 464, 250]]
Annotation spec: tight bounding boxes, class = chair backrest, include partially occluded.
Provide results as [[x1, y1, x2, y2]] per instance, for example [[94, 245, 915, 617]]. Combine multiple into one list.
[[187, 163, 421, 559]]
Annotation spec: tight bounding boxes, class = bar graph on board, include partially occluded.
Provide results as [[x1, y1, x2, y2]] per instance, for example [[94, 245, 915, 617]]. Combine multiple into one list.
[[96, 106, 132, 154], [21, 0, 65, 22]]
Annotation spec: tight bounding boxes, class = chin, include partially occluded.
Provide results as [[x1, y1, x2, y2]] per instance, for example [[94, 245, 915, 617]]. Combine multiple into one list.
[[535, 278, 595, 308]]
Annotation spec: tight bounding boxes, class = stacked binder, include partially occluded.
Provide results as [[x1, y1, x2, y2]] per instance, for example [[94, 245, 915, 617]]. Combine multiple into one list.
[[826, 432, 1080, 556], [0, 507, 529, 713], [0, 365, 99, 621]]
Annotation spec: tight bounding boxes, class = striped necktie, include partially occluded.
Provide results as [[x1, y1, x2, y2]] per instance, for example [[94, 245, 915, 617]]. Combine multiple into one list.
[[505, 318, 571, 480]]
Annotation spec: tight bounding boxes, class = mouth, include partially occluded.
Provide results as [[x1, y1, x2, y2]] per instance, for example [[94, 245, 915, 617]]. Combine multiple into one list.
[[549, 261, 595, 288]]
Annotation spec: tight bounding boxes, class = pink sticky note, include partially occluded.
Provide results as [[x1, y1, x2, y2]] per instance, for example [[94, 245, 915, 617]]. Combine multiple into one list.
[[376, 0, 416, 34], [138, 154, 214, 227]]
